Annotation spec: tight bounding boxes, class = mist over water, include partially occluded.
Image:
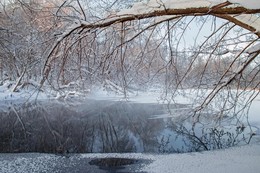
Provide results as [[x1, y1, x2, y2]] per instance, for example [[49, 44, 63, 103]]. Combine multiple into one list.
[[0, 99, 254, 154]]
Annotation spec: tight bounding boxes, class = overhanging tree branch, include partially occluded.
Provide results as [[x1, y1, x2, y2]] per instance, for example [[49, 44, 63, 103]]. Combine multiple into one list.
[[79, 5, 260, 33], [39, 2, 260, 87]]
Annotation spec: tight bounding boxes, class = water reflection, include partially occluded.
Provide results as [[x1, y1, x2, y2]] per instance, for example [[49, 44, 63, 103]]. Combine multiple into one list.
[[0, 100, 254, 153]]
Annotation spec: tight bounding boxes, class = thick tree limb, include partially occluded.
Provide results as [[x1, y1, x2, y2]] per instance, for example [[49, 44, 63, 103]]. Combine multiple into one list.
[[39, 4, 260, 86], [80, 6, 260, 29]]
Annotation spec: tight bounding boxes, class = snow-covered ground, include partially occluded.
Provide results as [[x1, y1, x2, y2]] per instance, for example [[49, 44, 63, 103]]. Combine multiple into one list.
[[0, 141, 260, 173]]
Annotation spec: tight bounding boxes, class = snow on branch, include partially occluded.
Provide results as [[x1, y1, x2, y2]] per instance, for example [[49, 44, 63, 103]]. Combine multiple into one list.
[[118, 0, 213, 15], [45, 0, 260, 46], [118, 0, 260, 15], [116, 0, 260, 37], [39, 0, 260, 87], [53, 0, 259, 32], [78, 1, 260, 37]]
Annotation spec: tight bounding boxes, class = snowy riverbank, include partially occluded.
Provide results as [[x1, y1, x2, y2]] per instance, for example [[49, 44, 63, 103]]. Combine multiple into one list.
[[0, 141, 260, 173]]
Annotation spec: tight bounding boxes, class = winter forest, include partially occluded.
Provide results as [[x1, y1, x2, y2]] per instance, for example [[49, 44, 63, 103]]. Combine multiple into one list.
[[0, 0, 260, 172]]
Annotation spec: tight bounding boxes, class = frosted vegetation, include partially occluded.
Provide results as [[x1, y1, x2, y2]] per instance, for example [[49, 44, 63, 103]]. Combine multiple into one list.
[[0, 0, 260, 154]]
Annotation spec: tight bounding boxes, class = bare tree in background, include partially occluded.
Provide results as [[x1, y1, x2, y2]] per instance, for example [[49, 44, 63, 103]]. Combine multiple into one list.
[[0, 0, 64, 91]]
